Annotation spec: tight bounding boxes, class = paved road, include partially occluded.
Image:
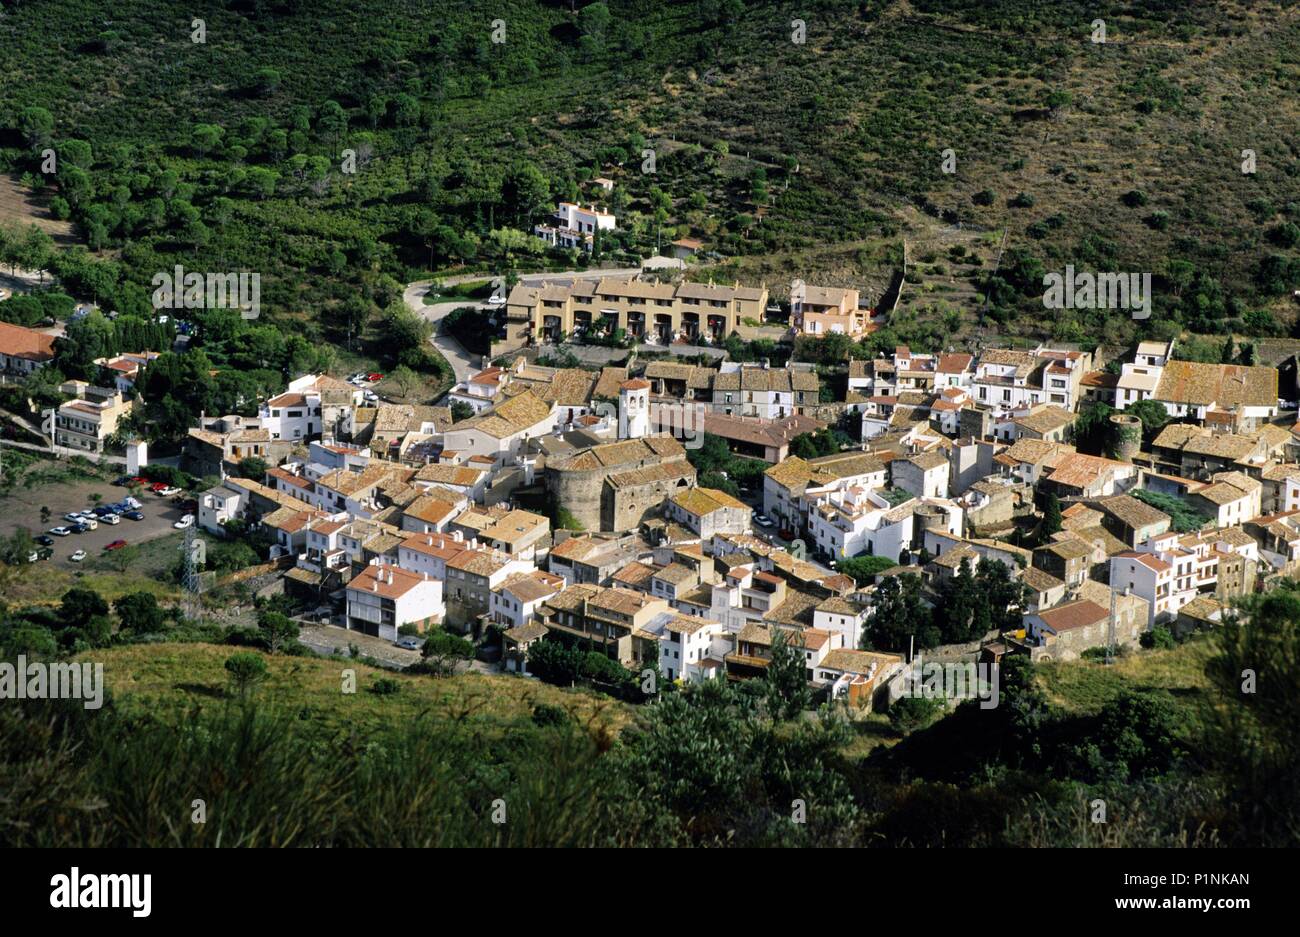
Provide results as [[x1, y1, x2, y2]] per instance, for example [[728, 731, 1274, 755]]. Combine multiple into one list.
[[402, 267, 644, 389], [402, 284, 480, 387], [0, 437, 126, 465]]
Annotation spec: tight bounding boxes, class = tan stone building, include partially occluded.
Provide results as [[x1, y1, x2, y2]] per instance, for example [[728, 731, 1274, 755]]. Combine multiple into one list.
[[545, 434, 696, 532], [504, 276, 769, 350]]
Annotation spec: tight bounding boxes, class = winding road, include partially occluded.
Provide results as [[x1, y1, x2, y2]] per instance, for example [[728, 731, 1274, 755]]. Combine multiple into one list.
[[403, 267, 642, 392]]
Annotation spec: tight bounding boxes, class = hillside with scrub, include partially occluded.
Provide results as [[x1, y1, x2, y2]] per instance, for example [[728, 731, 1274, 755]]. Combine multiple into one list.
[[0, 0, 1297, 364]]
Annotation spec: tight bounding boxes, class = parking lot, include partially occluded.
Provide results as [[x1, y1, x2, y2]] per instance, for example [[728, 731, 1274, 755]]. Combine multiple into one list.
[[1, 477, 196, 570]]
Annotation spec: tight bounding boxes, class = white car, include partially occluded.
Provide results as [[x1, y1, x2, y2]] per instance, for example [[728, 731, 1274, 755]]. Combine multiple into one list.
[[173, 515, 195, 529], [486, 294, 507, 306], [102, 513, 120, 525], [753, 514, 774, 527], [159, 486, 182, 497], [363, 390, 378, 402], [64, 512, 85, 523], [80, 517, 98, 531], [70, 550, 87, 562], [48, 526, 72, 537]]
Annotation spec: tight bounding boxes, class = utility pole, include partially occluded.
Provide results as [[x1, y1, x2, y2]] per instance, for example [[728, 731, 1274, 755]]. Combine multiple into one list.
[[183, 522, 204, 620]]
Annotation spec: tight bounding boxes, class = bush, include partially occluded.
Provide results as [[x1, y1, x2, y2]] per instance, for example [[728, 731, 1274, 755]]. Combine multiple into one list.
[[531, 703, 570, 727], [1141, 626, 1176, 650], [889, 695, 946, 735]]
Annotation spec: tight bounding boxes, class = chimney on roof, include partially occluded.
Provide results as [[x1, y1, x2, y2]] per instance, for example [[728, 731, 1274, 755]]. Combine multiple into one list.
[[427, 535, 433, 546], [387, 570, 394, 585], [371, 578, 378, 592]]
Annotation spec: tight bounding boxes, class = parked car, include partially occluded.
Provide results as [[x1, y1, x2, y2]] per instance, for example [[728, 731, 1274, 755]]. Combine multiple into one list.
[[150, 481, 170, 492], [394, 637, 423, 651], [366, 372, 384, 382], [124, 510, 145, 521], [63, 512, 85, 523], [113, 475, 131, 486], [101, 513, 120, 525], [35, 535, 55, 547], [158, 486, 182, 497], [173, 515, 195, 529], [124, 497, 143, 509], [129, 477, 148, 487], [753, 514, 774, 527], [34, 547, 53, 561], [104, 539, 128, 551], [70, 550, 87, 562], [79, 517, 97, 531], [92, 506, 114, 516], [486, 294, 507, 306], [72, 522, 91, 534], [48, 526, 72, 537]]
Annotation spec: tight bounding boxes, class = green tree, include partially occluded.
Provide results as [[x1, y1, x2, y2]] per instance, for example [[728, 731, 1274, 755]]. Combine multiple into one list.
[[866, 574, 938, 652], [764, 627, 811, 721], [257, 610, 299, 654], [238, 456, 268, 480], [1093, 690, 1181, 780], [889, 695, 945, 735], [1126, 398, 1170, 439], [419, 628, 475, 676], [224, 652, 269, 700], [1042, 492, 1063, 539], [1204, 585, 1300, 844], [59, 587, 108, 631], [115, 591, 164, 634]]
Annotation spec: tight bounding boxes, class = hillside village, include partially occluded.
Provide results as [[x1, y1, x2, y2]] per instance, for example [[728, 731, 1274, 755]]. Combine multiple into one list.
[[6, 281, 1297, 712]]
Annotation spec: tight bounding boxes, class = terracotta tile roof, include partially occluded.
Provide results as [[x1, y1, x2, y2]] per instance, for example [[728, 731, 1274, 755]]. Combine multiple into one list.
[[1154, 360, 1276, 409], [671, 486, 747, 515], [612, 560, 656, 587], [1037, 599, 1110, 633], [1014, 406, 1075, 435], [819, 648, 903, 675], [347, 563, 435, 599], [267, 392, 307, 408], [936, 352, 974, 374], [498, 571, 563, 604], [1097, 494, 1171, 530], [0, 321, 56, 361]]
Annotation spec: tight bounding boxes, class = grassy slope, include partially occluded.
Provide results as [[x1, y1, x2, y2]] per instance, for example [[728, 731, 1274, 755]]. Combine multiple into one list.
[[81, 642, 634, 736], [81, 633, 1215, 752], [1036, 636, 1216, 739]]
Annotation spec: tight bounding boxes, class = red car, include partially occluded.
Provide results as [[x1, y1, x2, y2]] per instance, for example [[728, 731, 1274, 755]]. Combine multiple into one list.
[[130, 476, 149, 486], [367, 372, 384, 382], [104, 539, 128, 551], [150, 481, 169, 492]]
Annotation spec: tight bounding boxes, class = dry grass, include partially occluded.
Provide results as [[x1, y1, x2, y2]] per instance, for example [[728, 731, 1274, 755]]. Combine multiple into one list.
[[83, 642, 636, 737], [0, 174, 77, 243]]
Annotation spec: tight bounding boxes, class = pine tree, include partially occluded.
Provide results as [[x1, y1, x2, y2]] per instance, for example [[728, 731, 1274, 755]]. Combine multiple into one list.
[[1042, 492, 1063, 539]]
